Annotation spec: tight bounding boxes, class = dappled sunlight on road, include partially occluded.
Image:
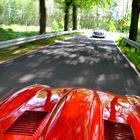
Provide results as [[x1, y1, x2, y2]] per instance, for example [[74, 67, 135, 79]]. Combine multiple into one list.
[[18, 74, 36, 83], [0, 36, 140, 100]]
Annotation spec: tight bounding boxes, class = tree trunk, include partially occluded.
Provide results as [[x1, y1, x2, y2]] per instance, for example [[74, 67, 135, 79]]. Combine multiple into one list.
[[64, 4, 70, 31], [72, 4, 77, 30], [129, 0, 140, 41], [39, 0, 46, 34]]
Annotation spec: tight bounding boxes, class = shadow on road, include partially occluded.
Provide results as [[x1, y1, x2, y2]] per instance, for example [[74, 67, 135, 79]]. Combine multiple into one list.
[[0, 36, 140, 99]]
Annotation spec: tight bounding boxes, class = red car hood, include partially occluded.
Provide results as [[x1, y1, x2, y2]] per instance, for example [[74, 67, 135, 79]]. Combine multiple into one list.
[[0, 84, 139, 140]]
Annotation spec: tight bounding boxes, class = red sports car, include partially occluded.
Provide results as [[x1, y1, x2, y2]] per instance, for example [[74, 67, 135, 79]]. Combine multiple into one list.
[[0, 84, 139, 140]]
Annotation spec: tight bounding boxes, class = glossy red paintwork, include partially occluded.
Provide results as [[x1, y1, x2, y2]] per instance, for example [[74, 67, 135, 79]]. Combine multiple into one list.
[[43, 89, 103, 140], [0, 85, 139, 140]]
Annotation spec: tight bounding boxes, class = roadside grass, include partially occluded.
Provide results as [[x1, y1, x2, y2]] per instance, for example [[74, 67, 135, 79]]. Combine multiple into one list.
[[0, 25, 53, 41], [1, 25, 40, 32], [0, 26, 39, 41], [116, 37, 140, 71], [0, 33, 80, 62]]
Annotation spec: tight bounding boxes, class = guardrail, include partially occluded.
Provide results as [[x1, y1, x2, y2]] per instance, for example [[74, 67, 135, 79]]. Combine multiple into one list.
[[0, 30, 80, 49], [123, 38, 140, 50]]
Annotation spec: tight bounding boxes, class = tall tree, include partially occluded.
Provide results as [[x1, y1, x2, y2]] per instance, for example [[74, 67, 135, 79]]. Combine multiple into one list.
[[72, 0, 112, 30], [129, 0, 140, 41], [64, 0, 72, 31], [72, 3, 77, 30], [39, 0, 47, 34], [72, 0, 95, 30], [0, 0, 39, 26], [55, 0, 72, 31], [55, 0, 112, 31]]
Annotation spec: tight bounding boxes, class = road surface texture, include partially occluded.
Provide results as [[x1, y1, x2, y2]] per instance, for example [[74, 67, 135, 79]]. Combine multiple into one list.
[[0, 35, 140, 100]]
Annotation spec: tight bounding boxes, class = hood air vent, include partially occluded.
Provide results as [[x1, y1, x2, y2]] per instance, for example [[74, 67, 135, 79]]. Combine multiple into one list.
[[104, 120, 135, 140], [5, 111, 47, 136]]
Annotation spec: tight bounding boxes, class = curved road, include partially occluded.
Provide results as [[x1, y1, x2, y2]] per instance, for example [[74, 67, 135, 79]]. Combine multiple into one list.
[[0, 35, 140, 99]]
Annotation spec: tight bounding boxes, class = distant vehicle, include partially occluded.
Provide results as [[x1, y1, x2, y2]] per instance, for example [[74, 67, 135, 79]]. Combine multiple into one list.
[[92, 29, 106, 38], [0, 84, 139, 139]]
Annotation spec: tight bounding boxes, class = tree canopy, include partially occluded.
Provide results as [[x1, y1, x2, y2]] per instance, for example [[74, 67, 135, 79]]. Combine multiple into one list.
[[1, 0, 139, 40], [54, 0, 113, 31]]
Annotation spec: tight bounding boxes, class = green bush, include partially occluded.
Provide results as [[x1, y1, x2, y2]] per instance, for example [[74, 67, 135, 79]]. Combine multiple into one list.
[[122, 21, 130, 32], [107, 20, 116, 31], [116, 11, 131, 32], [51, 19, 63, 31], [6, 28, 13, 32], [52, 20, 59, 31], [116, 37, 125, 46], [116, 37, 140, 71], [0, 26, 37, 41]]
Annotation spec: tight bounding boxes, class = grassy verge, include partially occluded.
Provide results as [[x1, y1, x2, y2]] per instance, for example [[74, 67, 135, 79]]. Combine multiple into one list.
[[116, 37, 140, 71], [0, 25, 40, 41], [0, 33, 80, 62]]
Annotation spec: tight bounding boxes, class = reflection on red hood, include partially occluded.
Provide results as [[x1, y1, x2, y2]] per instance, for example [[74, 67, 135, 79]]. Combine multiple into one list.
[[0, 84, 139, 140]]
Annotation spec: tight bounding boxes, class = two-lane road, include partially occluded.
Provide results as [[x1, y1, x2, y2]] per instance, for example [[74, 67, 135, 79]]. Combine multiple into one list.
[[0, 35, 140, 99]]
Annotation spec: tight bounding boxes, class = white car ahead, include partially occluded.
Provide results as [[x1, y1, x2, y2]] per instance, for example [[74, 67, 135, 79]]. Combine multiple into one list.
[[92, 29, 106, 38]]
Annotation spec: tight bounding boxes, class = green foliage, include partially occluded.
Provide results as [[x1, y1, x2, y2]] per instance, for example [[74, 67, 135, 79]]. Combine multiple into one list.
[[120, 46, 140, 71], [55, 0, 113, 11], [78, 0, 117, 30], [116, 37, 126, 46], [0, 0, 131, 33], [80, 11, 95, 28], [136, 26, 140, 43], [0, 0, 39, 25], [0, 0, 114, 32], [116, 37, 140, 71], [0, 26, 38, 41], [48, 11, 64, 31], [52, 20, 59, 31], [137, 33, 140, 43], [79, 7, 117, 31], [116, 11, 131, 32], [73, 0, 94, 10], [107, 20, 116, 31]]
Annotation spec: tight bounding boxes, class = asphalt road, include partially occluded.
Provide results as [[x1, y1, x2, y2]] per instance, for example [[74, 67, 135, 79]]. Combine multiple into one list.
[[0, 35, 140, 100]]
